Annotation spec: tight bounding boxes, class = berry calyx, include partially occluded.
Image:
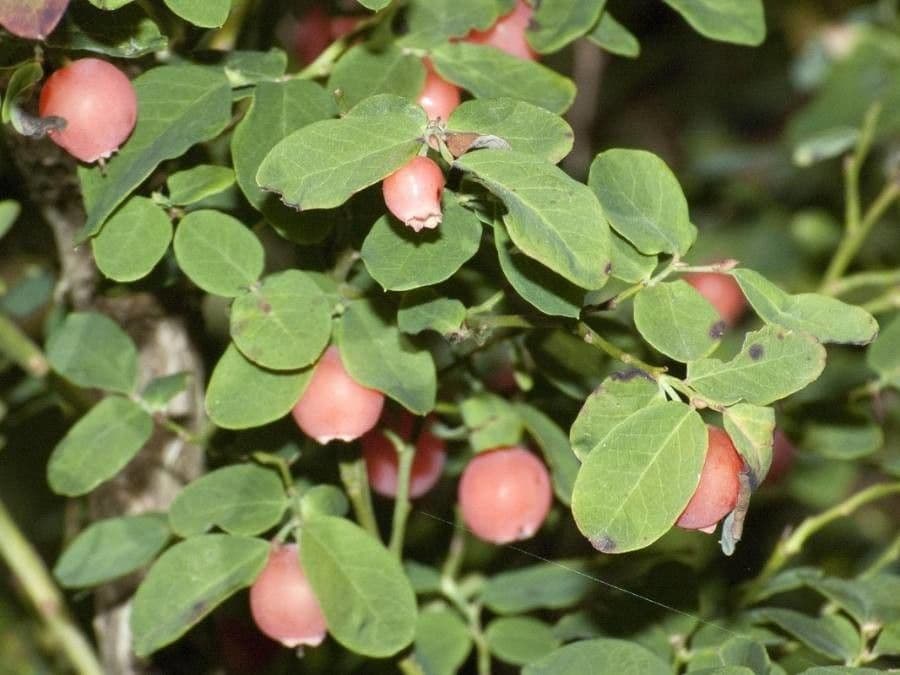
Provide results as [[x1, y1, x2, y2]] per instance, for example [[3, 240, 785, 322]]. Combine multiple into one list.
[[684, 270, 747, 326], [458, 446, 552, 544], [361, 410, 446, 499], [382, 156, 445, 232], [249, 544, 327, 648], [291, 346, 385, 444], [417, 60, 461, 122], [39, 58, 137, 163], [677, 426, 744, 531], [468, 0, 537, 61]]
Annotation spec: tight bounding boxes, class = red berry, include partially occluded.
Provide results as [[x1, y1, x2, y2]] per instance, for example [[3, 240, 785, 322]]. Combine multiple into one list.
[[417, 60, 461, 122], [458, 446, 552, 544], [291, 346, 385, 444], [468, 0, 537, 61], [684, 271, 747, 326], [294, 5, 333, 65], [330, 15, 361, 40], [39, 58, 137, 163], [382, 156, 445, 232], [677, 427, 744, 531], [765, 428, 795, 484], [361, 410, 446, 499], [249, 544, 327, 648]]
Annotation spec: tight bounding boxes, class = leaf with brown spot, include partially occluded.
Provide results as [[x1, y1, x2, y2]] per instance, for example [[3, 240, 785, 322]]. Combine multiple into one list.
[[0, 0, 69, 39]]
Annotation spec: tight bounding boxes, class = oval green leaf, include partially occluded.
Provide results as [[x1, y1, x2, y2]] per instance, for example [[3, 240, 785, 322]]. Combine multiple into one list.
[[92, 196, 172, 282], [486, 617, 560, 666], [523, 638, 671, 675], [328, 43, 426, 110], [481, 560, 594, 615], [411, 608, 472, 675], [167, 165, 235, 206]]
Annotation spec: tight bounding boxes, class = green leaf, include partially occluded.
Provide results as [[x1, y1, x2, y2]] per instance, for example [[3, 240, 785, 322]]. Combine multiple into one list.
[[588, 149, 696, 256], [0, 200, 20, 240], [357, 0, 390, 8], [569, 374, 663, 461], [430, 42, 576, 114], [338, 300, 436, 414], [301, 516, 417, 657], [401, 0, 498, 48], [398, 290, 467, 336], [46, 3, 167, 59], [131, 535, 269, 656], [752, 608, 860, 662], [53, 514, 169, 588], [528, 0, 606, 54], [687, 326, 827, 406], [486, 617, 560, 666], [494, 220, 584, 318], [875, 621, 900, 656], [91, 197, 172, 282], [173, 210, 264, 297], [447, 98, 574, 163], [481, 560, 594, 614], [587, 11, 640, 58], [328, 44, 426, 110], [1, 61, 42, 125], [0, 0, 68, 39], [300, 485, 349, 520], [231, 79, 336, 232], [792, 126, 859, 167], [167, 165, 235, 206], [516, 403, 580, 506], [79, 65, 232, 240], [162, 0, 230, 28], [523, 638, 671, 675], [803, 423, 883, 460], [206, 343, 312, 430], [456, 149, 610, 289], [257, 94, 426, 211], [411, 608, 473, 675], [723, 403, 775, 486], [230, 270, 332, 370], [572, 401, 707, 553], [169, 465, 287, 538], [47, 397, 153, 496], [804, 577, 881, 626], [46, 312, 138, 393], [662, 0, 765, 46], [361, 191, 482, 291], [867, 313, 900, 388], [634, 280, 723, 363], [732, 268, 878, 345], [609, 232, 657, 282], [460, 393, 522, 452], [140, 372, 189, 412]]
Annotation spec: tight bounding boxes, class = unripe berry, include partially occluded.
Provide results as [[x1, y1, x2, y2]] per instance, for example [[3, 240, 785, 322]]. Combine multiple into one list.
[[677, 427, 744, 531], [382, 156, 445, 232], [250, 544, 327, 648], [458, 446, 552, 544], [39, 58, 137, 163], [468, 0, 537, 61], [291, 346, 384, 444], [684, 271, 747, 326], [361, 410, 446, 499], [417, 61, 461, 122]]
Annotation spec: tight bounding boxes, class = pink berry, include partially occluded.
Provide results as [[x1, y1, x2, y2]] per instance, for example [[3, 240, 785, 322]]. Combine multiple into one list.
[[361, 410, 446, 499], [417, 60, 461, 122], [458, 446, 552, 544], [677, 427, 744, 531], [294, 5, 333, 65], [765, 428, 795, 485], [330, 15, 362, 40], [468, 0, 537, 61], [291, 346, 385, 444], [382, 156, 445, 232], [250, 544, 327, 648], [684, 271, 747, 326], [39, 58, 137, 163]]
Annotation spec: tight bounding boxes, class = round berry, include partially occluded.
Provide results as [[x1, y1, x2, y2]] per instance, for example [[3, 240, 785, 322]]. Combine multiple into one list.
[[291, 346, 385, 444], [362, 410, 446, 499], [417, 61, 461, 122], [458, 446, 552, 544], [684, 271, 747, 326], [468, 0, 537, 61], [382, 156, 445, 232], [677, 427, 744, 531], [250, 544, 327, 648], [39, 58, 137, 163], [294, 5, 333, 65]]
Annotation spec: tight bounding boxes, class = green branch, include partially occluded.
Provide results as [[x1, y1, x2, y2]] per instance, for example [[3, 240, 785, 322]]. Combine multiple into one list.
[[0, 499, 104, 675], [339, 459, 381, 541], [576, 321, 667, 378], [0, 313, 49, 377], [387, 430, 415, 558]]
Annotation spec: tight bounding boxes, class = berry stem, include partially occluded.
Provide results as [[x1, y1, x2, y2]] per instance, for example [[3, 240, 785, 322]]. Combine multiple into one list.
[[387, 430, 415, 558], [0, 498, 105, 675], [0, 311, 49, 377], [339, 459, 381, 541], [576, 321, 667, 378], [743, 481, 900, 605], [824, 268, 900, 296]]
